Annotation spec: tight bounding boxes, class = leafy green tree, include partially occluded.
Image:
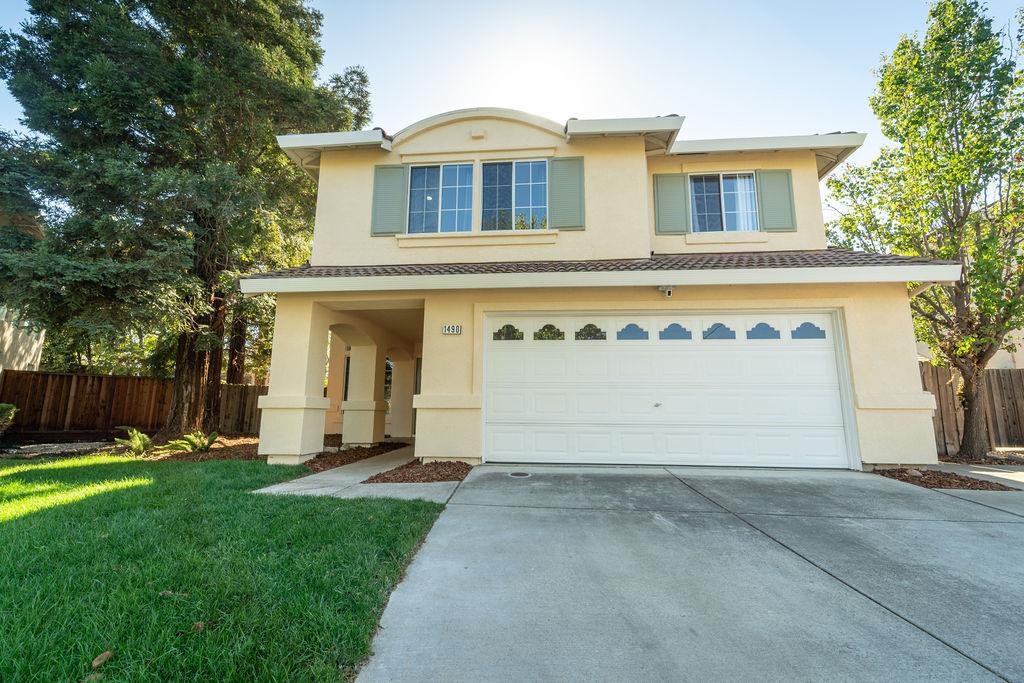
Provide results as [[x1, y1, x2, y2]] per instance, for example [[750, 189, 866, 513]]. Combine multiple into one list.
[[0, 0, 369, 436], [829, 0, 1023, 457]]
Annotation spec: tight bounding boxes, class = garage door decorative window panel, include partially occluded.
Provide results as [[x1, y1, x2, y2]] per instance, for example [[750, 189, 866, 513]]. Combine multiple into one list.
[[484, 313, 851, 468]]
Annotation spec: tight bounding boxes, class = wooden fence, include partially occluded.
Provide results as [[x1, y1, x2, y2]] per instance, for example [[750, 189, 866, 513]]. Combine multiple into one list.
[[920, 362, 1024, 456], [0, 369, 266, 440], [219, 383, 268, 435]]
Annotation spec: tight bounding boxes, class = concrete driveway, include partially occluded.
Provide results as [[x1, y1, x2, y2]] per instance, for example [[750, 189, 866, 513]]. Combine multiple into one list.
[[358, 466, 1024, 682]]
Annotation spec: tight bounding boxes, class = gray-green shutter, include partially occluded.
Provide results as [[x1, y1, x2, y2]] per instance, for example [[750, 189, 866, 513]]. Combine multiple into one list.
[[370, 164, 408, 235], [654, 173, 690, 234], [756, 169, 796, 232], [548, 157, 585, 230]]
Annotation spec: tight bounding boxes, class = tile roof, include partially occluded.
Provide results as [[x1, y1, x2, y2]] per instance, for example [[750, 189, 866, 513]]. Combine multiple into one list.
[[243, 249, 958, 280]]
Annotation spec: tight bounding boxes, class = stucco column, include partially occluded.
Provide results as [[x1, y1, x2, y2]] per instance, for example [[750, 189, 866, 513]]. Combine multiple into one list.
[[324, 332, 346, 435], [257, 297, 331, 464], [388, 358, 416, 439], [341, 344, 387, 444]]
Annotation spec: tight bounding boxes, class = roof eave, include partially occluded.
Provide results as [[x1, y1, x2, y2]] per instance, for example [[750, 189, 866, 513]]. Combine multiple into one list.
[[276, 130, 392, 180], [669, 133, 866, 179], [240, 263, 962, 295], [566, 116, 685, 153]]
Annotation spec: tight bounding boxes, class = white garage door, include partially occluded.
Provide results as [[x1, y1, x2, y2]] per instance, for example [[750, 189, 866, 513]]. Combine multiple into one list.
[[483, 313, 852, 468]]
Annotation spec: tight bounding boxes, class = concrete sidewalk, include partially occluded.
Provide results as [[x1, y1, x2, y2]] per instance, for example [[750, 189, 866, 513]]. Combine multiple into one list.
[[254, 445, 458, 503], [933, 462, 1024, 487], [358, 465, 1024, 682]]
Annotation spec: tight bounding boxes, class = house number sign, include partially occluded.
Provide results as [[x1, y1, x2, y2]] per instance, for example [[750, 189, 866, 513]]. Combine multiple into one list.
[[441, 324, 462, 335]]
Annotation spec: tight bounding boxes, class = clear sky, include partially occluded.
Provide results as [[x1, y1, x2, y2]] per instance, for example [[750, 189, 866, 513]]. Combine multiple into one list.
[[0, 0, 1021, 168]]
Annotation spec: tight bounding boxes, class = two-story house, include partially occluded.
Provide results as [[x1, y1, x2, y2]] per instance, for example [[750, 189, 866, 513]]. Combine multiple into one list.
[[241, 108, 959, 470]]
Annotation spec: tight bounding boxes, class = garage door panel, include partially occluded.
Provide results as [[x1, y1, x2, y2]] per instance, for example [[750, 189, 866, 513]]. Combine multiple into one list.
[[577, 432, 613, 457], [486, 387, 845, 428], [663, 431, 703, 457], [574, 352, 613, 379], [485, 313, 852, 468]]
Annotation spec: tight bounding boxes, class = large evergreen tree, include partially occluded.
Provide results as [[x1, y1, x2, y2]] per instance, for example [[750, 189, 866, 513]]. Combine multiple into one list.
[[0, 0, 369, 435], [829, 0, 1023, 457]]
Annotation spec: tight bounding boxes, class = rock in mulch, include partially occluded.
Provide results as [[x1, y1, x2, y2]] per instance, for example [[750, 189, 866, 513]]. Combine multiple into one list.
[[876, 468, 1018, 491], [364, 460, 473, 484], [304, 442, 405, 472]]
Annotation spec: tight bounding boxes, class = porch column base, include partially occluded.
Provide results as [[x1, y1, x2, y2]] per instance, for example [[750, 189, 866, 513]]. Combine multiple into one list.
[[266, 453, 317, 466], [341, 399, 388, 444], [257, 396, 330, 464]]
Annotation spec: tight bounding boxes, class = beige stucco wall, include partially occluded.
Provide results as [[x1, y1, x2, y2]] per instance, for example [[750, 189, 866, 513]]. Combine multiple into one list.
[[0, 319, 44, 373], [309, 114, 828, 267], [264, 282, 938, 468]]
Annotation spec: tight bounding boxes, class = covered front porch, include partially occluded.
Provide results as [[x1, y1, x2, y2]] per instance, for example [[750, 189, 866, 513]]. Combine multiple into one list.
[[257, 296, 424, 465]]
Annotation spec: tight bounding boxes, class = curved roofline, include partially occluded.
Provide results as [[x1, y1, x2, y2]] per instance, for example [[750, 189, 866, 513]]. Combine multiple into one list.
[[392, 108, 566, 143]]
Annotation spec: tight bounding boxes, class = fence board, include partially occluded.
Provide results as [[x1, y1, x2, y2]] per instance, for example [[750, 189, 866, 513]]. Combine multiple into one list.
[[919, 362, 1024, 454], [0, 369, 266, 439]]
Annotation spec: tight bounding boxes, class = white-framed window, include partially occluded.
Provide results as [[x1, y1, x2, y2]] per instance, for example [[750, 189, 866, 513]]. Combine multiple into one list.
[[408, 163, 473, 233], [482, 159, 547, 230], [690, 172, 759, 232]]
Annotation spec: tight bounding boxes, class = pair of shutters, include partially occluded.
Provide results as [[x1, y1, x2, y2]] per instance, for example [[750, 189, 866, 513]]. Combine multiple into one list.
[[371, 158, 585, 235], [654, 169, 796, 234]]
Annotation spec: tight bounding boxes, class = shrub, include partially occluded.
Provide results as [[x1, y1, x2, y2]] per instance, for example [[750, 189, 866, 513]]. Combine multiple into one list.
[[160, 430, 219, 454], [114, 426, 153, 456], [0, 403, 16, 436]]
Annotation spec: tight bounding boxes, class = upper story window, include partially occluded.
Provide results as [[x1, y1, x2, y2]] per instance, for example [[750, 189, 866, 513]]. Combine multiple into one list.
[[690, 172, 758, 232], [482, 160, 547, 230], [408, 163, 473, 233]]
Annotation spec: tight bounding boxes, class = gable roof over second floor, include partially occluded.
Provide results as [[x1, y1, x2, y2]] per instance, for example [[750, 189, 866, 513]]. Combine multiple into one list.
[[276, 108, 866, 267]]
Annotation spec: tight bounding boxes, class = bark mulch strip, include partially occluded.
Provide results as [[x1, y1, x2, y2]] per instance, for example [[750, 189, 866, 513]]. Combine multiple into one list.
[[147, 437, 404, 471], [304, 442, 405, 473], [146, 435, 261, 462], [876, 468, 1018, 491], [364, 460, 473, 484]]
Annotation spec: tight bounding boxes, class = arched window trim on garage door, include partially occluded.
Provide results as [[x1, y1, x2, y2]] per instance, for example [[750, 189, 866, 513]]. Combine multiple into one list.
[[493, 323, 524, 341], [534, 323, 565, 341], [616, 323, 649, 340], [792, 322, 827, 339]]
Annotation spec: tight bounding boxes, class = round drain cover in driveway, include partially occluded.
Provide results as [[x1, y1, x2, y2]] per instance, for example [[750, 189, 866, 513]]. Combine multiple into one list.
[[508, 472, 531, 478]]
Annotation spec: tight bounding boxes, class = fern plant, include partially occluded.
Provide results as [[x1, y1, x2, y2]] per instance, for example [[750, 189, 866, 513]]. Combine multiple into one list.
[[114, 426, 152, 455], [161, 431, 219, 454]]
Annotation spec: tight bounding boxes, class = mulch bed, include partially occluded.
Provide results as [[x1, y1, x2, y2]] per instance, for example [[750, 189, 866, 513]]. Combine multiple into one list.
[[363, 460, 473, 484], [145, 435, 261, 462], [876, 468, 1018, 491], [304, 442, 405, 472], [147, 436, 404, 472]]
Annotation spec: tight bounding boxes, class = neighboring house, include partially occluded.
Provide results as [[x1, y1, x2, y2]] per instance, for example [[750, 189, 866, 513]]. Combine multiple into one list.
[[0, 306, 44, 373], [242, 108, 960, 469]]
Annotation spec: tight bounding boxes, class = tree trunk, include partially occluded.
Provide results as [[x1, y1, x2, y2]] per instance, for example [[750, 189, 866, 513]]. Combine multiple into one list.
[[958, 368, 990, 458], [226, 312, 247, 384], [159, 329, 209, 440], [203, 292, 227, 431]]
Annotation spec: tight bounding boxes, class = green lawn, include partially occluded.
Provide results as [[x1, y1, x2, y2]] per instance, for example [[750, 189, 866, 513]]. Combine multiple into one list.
[[0, 454, 443, 681]]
